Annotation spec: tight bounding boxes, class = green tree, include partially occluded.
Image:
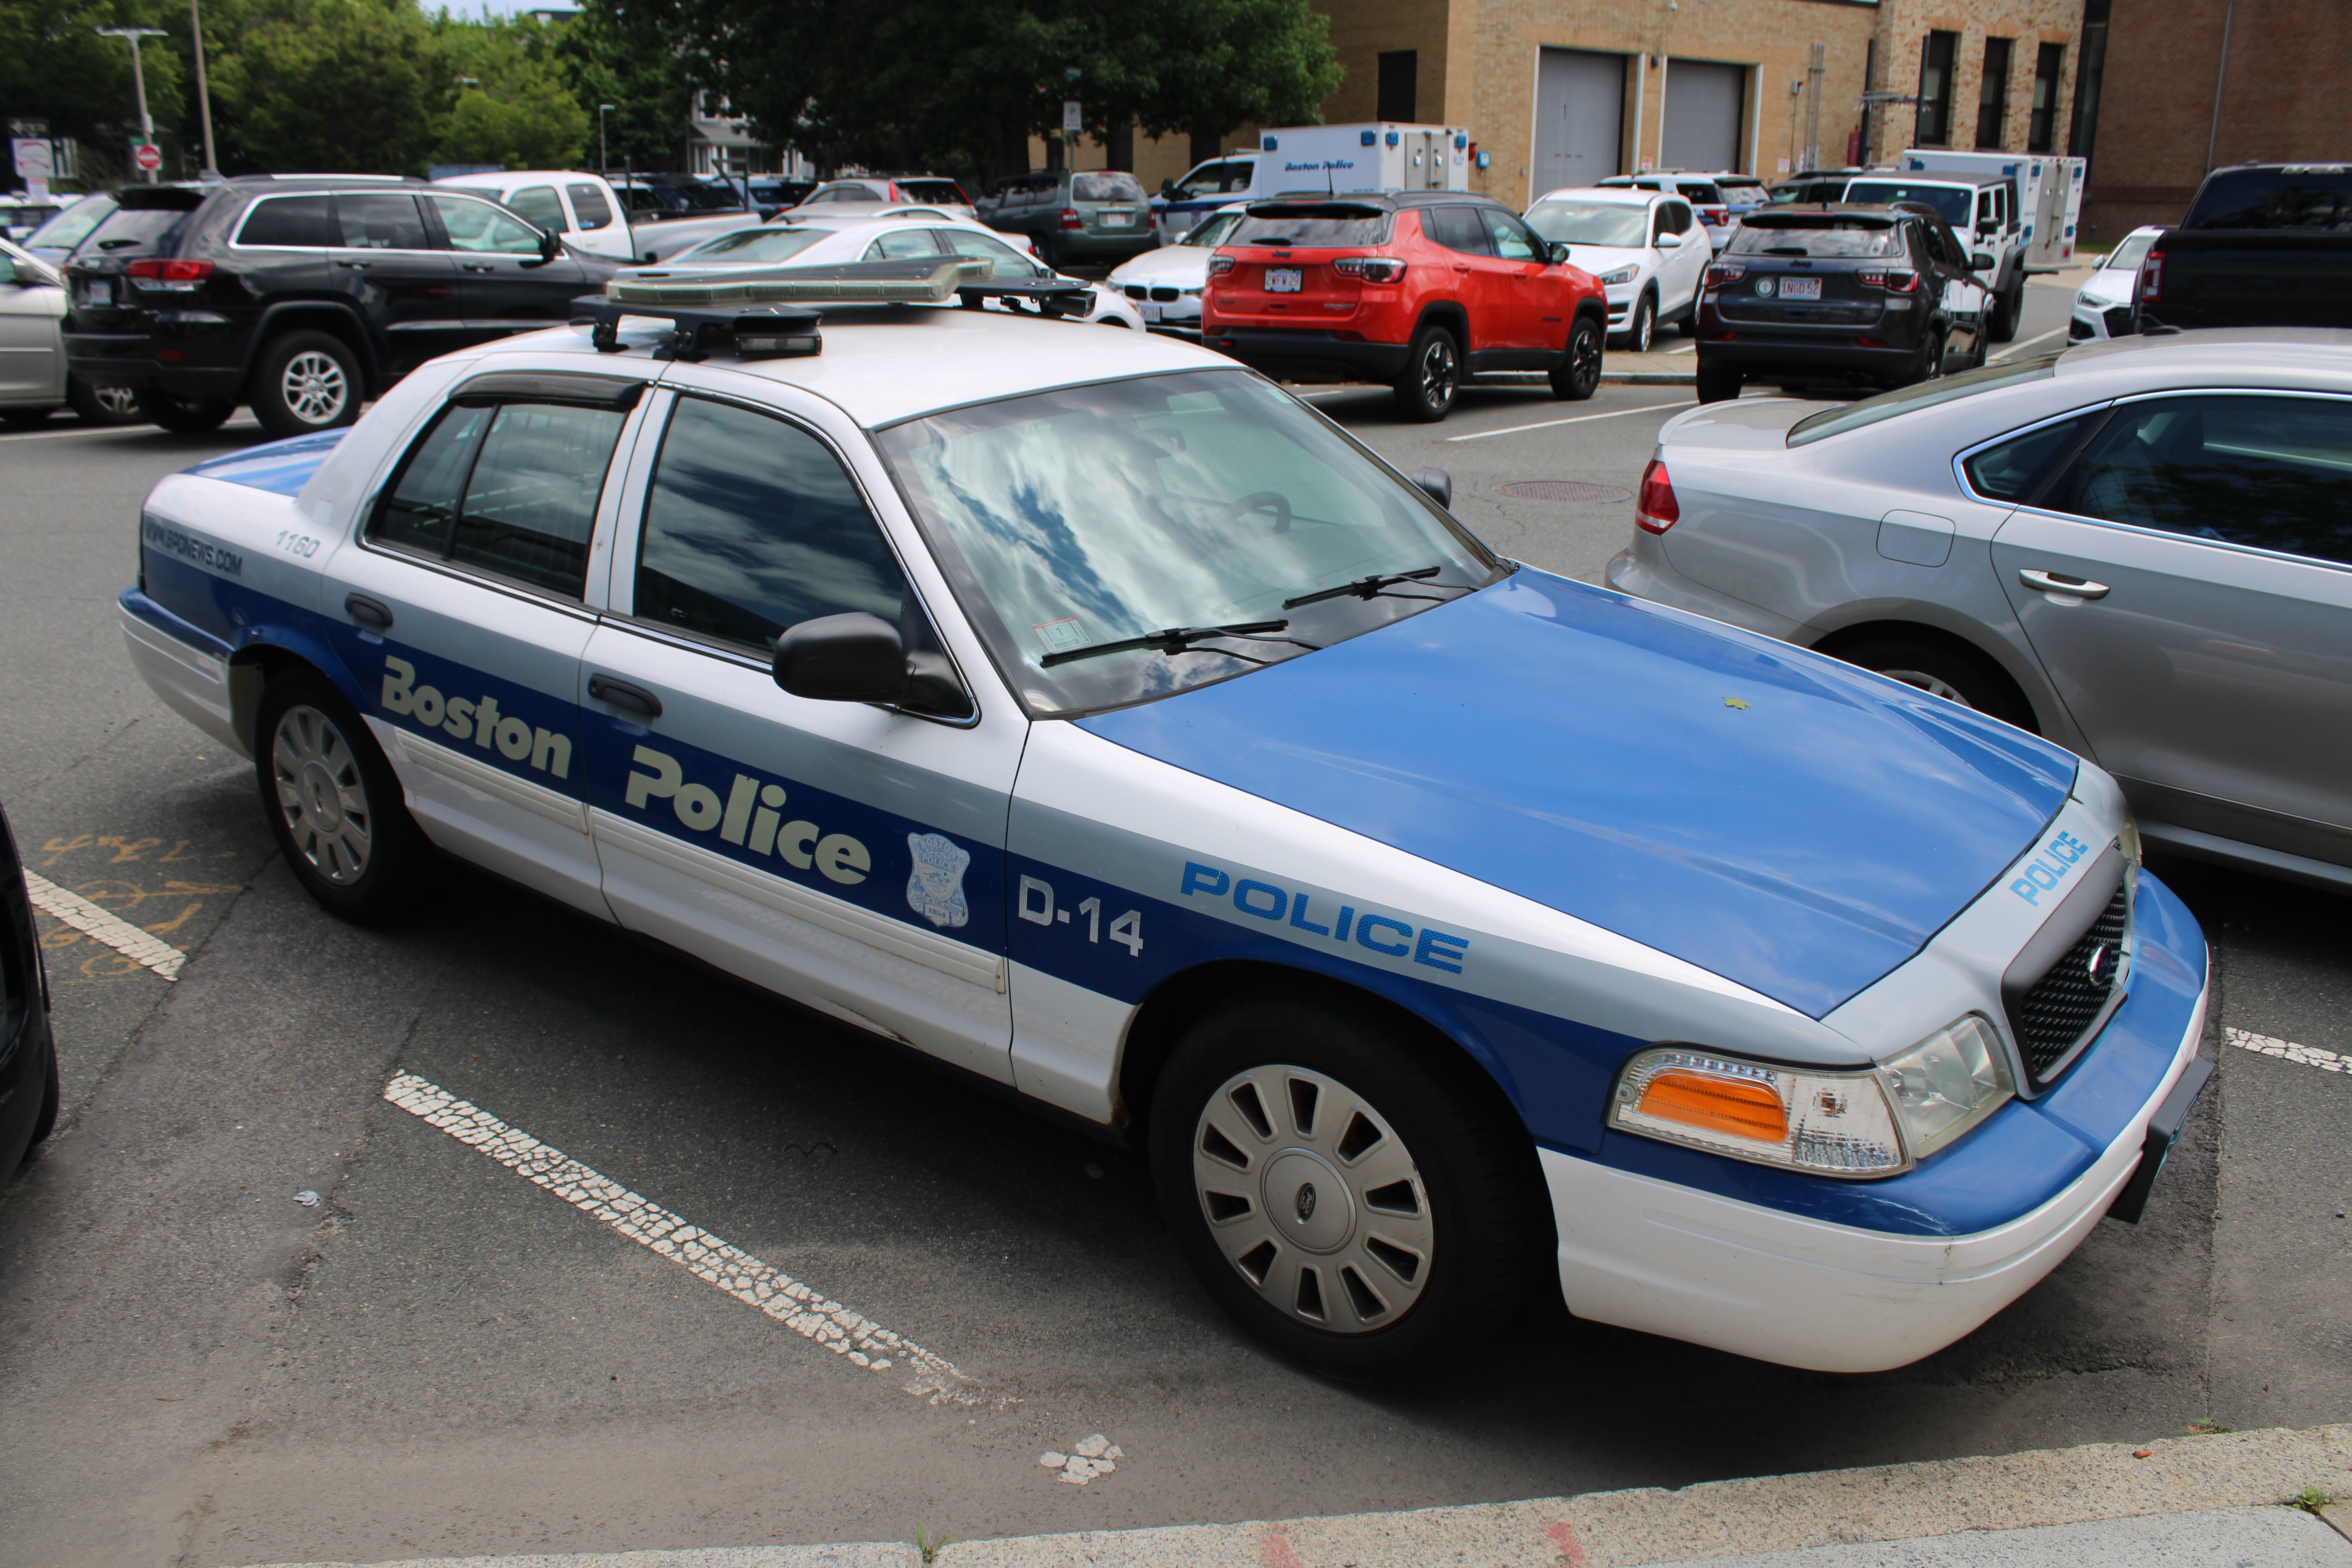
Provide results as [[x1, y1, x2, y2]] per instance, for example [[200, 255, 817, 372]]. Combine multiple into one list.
[[0, 0, 191, 186], [209, 0, 452, 174], [432, 11, 586, 169], [552, 0, 688, 171]]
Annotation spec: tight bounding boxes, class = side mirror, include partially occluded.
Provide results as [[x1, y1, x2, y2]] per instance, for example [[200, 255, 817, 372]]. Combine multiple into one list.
[[1656, 230, 1686, 249], [0, 258, 16, 286], [1548, 240, 1573, 265], [772, 610, 970, 717], [524, 227, 560, 267], [1160, 178, 1177, 196], [1971, 250, 1996, 272], [1409, 466, 1453, 509]]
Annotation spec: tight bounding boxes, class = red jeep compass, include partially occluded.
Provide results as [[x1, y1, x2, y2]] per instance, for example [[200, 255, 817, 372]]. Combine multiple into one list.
[[1202, 193, 1608, 422]]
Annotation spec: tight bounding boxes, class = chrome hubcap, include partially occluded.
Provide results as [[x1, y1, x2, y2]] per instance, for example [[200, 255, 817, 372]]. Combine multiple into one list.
[[1879, 667, 1970, 705], [281, 351, 348, 424], [1192, 1064, 1434, 1334], [271, 704, 373, 884], [94, 385, 138, 418], [1419, 339, 1456, 407]]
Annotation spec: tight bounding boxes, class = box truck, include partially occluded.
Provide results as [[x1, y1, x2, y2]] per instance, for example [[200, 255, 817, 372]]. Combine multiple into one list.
[[1895, 149, 2088, 271], [1151, 123, 1472, 241]]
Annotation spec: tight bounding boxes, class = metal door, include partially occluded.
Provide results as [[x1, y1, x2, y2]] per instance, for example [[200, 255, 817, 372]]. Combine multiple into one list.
[[1535, 49, 1625, 196], [328, 193, 468, 374], [1990, 392, 2352, 866], [1661, 60, 1745, 173], [421, 192, 592, 343]]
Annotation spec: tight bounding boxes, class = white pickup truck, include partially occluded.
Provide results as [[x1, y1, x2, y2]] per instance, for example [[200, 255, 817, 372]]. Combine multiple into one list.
[[432, 171, 757, 265]]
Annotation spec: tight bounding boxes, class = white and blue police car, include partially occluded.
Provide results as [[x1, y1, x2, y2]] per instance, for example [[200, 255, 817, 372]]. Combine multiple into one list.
[[118, 258, 2212, 1380]]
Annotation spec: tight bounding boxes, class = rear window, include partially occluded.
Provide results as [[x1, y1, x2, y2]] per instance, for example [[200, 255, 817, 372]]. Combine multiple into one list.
[[1845, 181, 1973, 227], [1677, 182, 1725, 205], [1229, 204, 1392, 247], [896, 180, 969, 205], [1073, 172, 1146, 203], [505, 186, 566, 232], [80, 194, 203, 258], [2185, 167, 2352, 230], [568, 183, 614, 231], [1728, 219, 1902, 258], [1788, 354, 2060, 448]]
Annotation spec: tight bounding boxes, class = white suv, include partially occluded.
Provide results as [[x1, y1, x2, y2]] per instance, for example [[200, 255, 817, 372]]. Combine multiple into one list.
[[1523, 187, 1708, 350]]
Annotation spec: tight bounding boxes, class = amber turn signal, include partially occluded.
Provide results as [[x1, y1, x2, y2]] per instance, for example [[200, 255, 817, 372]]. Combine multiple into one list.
[[1636, 1069, 1789, 1144]]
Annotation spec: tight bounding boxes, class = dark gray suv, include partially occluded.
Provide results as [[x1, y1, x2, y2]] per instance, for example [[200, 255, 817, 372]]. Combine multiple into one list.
[[980, 170, 1155, 268]]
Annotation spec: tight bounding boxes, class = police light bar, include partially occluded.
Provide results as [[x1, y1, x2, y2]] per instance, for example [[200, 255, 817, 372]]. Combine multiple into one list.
[[570, 298, 823, 362], [606, 257, 987, 307]]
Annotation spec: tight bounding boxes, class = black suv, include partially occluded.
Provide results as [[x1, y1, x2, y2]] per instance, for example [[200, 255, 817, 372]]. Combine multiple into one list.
[[1691, 204, 1993, 403], [65, 176, 617, 438]]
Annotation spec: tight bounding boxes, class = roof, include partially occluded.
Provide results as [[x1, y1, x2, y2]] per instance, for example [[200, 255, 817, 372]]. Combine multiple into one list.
[[1532, 186, 1664, 207], [473, 299, 1225, 429], [1846, 169, 2012, 190], [1240, 191, 1509, 212], [2056, 326, 2352, 378], [1746, 203, 1911, 224]]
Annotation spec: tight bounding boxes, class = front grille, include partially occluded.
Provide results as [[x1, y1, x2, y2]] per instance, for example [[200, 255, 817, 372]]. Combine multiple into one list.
[[1123, 285, 1147, 300], [1151, 286, 1181, 302], [2011, 881, 2131, 1083]]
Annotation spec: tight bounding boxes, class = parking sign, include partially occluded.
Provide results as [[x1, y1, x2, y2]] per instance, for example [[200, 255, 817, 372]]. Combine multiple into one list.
[[11, 137, 53, 182]]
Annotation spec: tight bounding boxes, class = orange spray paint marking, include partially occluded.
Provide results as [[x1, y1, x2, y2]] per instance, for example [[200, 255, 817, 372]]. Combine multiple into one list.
[[1261, 1535, 1307, 1568], [1548, 1520, 1589, 1567]]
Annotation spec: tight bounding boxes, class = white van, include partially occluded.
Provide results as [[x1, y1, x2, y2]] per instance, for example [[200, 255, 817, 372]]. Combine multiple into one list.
[[1892, 149, 2088, 270], [1151, 123, 1471, 241]]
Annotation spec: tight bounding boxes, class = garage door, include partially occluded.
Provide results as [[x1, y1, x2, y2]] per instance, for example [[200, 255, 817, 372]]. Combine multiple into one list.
[[1661, 60, 1745, 172], [1535, 48, 1624, 197]]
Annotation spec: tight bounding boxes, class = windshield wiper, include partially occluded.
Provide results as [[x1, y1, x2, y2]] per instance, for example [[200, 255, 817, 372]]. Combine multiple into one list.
[[1282, 566, 1465, 610], [1041, 619, 1307, 668]]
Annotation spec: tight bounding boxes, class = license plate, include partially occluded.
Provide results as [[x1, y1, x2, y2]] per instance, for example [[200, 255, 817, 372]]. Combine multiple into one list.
[[1265, 268, 1303, 293], [84, 280, 111, 305], [1099, 209, 1133, 225], [1780, 276, 1822, 300], [1140, 302, 1163, 321]]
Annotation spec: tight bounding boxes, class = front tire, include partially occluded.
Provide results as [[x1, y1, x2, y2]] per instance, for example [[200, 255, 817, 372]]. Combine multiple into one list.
[[28, 1033, 59, 1147], [1149, 994, 1548, 1381], [1694, 358, 1743, 404], [135, 388, 236, 434], [254, 672, 430, 922], [250, 330, 361, 439], [1549, 316, 1602, 401], [1616, 292, 1656, 353], [69, 377, 143, 426], [1391, 322, 1460, 423], [1828, 630, 2038, 732]]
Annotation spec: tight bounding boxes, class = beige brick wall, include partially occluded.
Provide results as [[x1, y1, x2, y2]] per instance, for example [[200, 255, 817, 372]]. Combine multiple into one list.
[[1872, 0, 2082, 163]]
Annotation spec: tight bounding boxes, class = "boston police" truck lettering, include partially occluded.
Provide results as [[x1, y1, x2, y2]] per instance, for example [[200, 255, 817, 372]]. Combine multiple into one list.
[[623, 744, 870, 885], [380, 656, 572, 778]]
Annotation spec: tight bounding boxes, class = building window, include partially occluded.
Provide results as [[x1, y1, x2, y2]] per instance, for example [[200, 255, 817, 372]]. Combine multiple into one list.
[[1976, 38, 2013, 148], [1915, 31, 1958, 146], [2028, 43, 2065, 152], [1377, 50, 1417, 123], [2069, 0, 2109, 158]]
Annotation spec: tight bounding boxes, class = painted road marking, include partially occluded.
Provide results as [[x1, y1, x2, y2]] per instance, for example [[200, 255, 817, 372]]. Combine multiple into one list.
[[2225, 1027, 2346, 1075], [0, 416, 262, 443], [1444, 399, 1698, 444], [381, 1072, 982, 1404], [23, 872, 185, 979], [1994, 325, 2069, 360]]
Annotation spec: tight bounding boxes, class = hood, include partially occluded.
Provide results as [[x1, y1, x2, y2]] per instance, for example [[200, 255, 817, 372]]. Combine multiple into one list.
[[1076, 572, 2075, 1018], [1109, 248, 1211, 286], [1559, 244, 1650, 275], [180, 430, 346, 496], [2077, 270, 2133, 306]]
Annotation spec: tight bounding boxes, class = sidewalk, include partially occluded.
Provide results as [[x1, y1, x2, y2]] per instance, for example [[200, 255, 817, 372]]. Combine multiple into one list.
[[242, 1423, 2352, 1568]]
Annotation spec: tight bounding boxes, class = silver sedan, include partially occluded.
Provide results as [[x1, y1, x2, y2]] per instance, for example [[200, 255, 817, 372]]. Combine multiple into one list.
[[1607, 328, 2352, 893]]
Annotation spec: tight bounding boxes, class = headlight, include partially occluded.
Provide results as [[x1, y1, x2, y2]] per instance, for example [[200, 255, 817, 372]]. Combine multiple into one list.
[[1877, 1014, 2013, 1159], [1597, 265, 1640, 286], [1610, 1048, 1905, 1176]]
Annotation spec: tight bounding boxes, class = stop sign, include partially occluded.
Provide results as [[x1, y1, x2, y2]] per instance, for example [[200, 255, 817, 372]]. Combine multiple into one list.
[[133, 142, 162, 172]]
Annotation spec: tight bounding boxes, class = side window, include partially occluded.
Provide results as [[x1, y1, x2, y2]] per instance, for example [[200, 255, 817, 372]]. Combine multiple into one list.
[[334, 193, 429, 250], [568, 183, 614, 231], [1962, 411, 2105, 502], [1670, 202, 1693, 235], [1481, 208, 1542, 261], [506, 186, 567, 232], [1421, 206, 1489, 256], [635, 397, 909, 651], [1223, 160, 1256, 193], [235, 195, 334, 248], [863, 228, 946, 261], [425, 195, 544, 255], [1651, 203, 1674, 241], [2047, 395, 2352, 565], [935, 229, 1042, 279], [368, 399, 630, 597]]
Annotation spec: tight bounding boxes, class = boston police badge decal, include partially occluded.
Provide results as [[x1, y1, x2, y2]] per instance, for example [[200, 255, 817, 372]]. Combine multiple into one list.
[[906, 832, 971, 928]]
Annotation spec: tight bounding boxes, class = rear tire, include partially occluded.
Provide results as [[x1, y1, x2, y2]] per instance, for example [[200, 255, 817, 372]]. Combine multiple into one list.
[[1898, 326, 1949, 388], [1694, 359, 1743, 404], [1391, 322, 1460, 423], [1826, 630, 2038, 732], [1675, 305, 1701, 338], [1149, 993, 1548, 1383], [1988, 278, 2023, 342], [29, 1034, 59, 1146], [254, 671, 430, 922], [1549, 316, 1602, 401], [135, 388, 236, 434], [69, 377, 143, 426], [250, 330, 361, 439]]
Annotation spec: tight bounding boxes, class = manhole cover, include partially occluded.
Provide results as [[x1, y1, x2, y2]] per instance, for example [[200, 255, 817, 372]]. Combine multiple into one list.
[[1496, 480, 1633, 503]]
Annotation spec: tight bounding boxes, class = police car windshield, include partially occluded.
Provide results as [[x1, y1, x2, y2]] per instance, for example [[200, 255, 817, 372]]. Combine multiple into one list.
[[877, 370, 1503, 718]]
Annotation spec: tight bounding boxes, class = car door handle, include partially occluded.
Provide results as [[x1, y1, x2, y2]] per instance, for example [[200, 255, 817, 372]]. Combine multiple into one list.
[[2018, 568, 2111, 600], [588, 674, 662, 718], [459, 263, 496, 273], [1452, 263, 1471, 273], [336, 259, 372, 270], [343, 593, 394, 630]]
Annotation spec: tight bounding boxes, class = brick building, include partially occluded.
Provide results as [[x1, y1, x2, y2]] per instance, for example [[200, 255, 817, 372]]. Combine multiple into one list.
[[2071, 0, 2352, 250]]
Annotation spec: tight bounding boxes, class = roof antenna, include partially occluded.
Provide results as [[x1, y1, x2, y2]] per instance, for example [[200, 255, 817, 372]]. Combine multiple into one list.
[[1325, 161, 1336, 196]]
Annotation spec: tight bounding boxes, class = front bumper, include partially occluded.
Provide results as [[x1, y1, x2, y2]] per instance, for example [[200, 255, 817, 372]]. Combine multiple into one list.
[[1202, 327, 1410, 384], [1540, 873, 2212, 1373]]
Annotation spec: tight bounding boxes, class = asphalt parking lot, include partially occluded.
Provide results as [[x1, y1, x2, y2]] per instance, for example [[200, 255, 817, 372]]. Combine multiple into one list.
[[0, 279, 2344, 1568]]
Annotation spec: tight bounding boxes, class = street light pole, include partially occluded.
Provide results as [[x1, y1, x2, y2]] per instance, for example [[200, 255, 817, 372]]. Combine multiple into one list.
[[599, 104, 615, 173], [96, 25, 168, 182], [189, 0, 217, 175]]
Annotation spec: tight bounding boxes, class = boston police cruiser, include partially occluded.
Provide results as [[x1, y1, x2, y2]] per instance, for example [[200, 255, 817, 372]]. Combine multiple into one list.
[[118, 255, 2212, 1379]]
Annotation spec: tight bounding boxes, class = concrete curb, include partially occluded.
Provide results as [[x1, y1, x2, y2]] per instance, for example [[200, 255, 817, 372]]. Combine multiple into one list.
[[237, 1423, 2351, 1568]]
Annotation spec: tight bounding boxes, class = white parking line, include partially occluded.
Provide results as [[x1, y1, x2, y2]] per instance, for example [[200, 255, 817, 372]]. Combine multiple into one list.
[[1993, 326, 2069, 360], [2225, 1027, 2347, 1075], [1444, 398, 1698, 444], [381, 1071, 983, 1404], [23, 873, 185, 979], [0, 416, 261, 442]]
